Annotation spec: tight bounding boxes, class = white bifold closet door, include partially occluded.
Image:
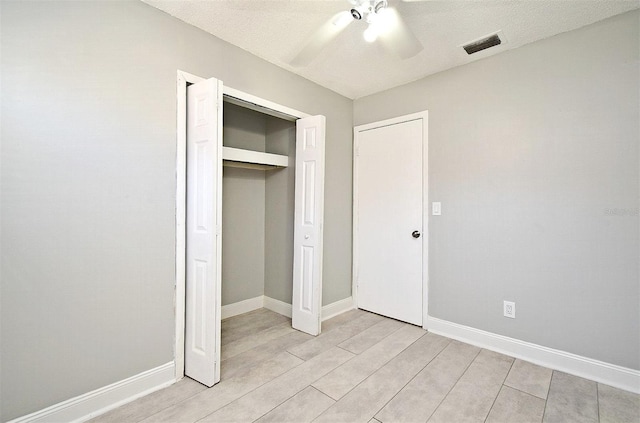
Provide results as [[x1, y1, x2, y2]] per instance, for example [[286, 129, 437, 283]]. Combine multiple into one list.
[[185, 77, 223, 387], [292, 116, 326, 336]]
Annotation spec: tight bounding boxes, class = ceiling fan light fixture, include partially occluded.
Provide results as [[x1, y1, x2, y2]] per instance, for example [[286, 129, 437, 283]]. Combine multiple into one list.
[[363, 24, 378, 42], [350, 8, 363, 20]]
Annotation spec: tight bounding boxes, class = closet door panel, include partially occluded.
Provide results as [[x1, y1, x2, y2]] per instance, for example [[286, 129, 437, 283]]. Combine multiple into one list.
[[185, 77, 222, 387], [292, 115, 326, 336]]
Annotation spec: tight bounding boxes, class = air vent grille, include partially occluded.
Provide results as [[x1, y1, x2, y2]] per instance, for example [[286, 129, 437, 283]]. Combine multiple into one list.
[[463, 34, 502, 55]]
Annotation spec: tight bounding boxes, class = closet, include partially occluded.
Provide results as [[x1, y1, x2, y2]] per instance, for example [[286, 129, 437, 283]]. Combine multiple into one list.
[[181, 75, 326, 388], [221, 102, 296, 312]]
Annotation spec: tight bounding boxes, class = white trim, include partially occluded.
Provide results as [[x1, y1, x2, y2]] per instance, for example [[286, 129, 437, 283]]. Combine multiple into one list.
[[221, 296, 354, 323], [321, 296, 355, 321], [222, 86, 310, 121], [352, 111, 429, 328], [221, 296, 265, 319], [426, 316, 640, 394], [247, 296, 355, 322], [214, 79, 224, 384], [264, 296, 293, 318], [8, 363, 175, 423], [421, 114, 429, 329], [351, 129, 360, 317], [354, 111, 429, 132]]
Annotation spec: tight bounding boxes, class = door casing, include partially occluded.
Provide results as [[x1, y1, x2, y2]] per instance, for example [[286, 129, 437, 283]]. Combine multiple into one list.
[[352, 111, 429, 328]]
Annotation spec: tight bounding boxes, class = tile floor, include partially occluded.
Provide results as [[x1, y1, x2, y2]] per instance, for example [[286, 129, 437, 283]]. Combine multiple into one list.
[[90, 308, 640, 423]]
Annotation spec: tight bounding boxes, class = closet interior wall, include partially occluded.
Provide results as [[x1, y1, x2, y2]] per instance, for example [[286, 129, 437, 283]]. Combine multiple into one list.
[[221, 102, 296, 308]]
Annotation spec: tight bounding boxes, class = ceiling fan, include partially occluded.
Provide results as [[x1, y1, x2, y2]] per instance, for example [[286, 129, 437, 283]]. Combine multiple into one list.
[[290, 0, 423, 67]]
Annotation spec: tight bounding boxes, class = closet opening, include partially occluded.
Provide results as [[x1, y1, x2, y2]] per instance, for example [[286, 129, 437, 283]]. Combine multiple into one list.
[[222, 101, 296, 310], [220, 100, 297, 375]]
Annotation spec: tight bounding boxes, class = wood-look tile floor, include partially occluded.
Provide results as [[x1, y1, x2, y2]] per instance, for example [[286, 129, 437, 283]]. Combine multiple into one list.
[[91, 308, 640, 423]]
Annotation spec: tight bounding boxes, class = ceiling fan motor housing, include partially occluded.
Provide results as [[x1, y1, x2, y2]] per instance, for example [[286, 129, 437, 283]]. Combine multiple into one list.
[[351, 0, 388, 21]]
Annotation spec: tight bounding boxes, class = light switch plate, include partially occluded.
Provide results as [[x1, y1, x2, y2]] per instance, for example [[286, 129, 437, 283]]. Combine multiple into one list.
[[432, 202, 441, 215]]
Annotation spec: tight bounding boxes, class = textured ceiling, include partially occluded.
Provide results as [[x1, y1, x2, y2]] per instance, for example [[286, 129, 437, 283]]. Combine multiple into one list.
[[142, 0, 639, 99]]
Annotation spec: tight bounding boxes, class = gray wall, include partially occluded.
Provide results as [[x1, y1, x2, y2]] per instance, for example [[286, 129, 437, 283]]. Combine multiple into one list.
[[0, 1, 353, 420], [220, 105, 297, 306], [265, 118, 297, 304], [354, 10, 639, 370], [222, 104, 267, 306]]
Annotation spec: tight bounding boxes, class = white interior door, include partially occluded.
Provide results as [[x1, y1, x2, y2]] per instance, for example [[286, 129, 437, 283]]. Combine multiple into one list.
[[185, 77, 222, 386], [354, 117, 425, 326], [292, 115, 326, 336]]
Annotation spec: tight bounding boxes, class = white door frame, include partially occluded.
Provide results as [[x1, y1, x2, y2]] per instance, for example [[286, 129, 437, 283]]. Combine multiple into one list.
[[352, 111, 429, 329], [175, 70, 315, 380]]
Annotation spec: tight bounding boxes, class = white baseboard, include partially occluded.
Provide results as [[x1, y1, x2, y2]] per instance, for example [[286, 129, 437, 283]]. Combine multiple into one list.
[[263, 296, 292, 318], [426, 316, 640, 394], [322, 296, 355, 321], [222, 295, 354, 325], [262, 295, 355, 321], [8, 362, 176, 423], [10, 295, 355, 423], [221, 295, 264, 319]]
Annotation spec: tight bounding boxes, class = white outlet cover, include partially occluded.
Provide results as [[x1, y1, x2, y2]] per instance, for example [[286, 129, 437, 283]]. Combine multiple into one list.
[[432, 202, 441, 216], [504, 301, 516, 319]]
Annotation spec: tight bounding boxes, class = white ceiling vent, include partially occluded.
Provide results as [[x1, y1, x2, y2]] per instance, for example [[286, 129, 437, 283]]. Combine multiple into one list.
[[462, 31, 507, 55]]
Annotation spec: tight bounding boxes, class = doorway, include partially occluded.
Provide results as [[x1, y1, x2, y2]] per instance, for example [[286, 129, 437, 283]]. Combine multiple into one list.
[[353, 112, 429, 327]]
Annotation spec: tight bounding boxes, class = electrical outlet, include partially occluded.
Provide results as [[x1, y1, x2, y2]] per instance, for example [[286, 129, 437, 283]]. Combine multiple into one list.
[[503, 301, 516, 319]]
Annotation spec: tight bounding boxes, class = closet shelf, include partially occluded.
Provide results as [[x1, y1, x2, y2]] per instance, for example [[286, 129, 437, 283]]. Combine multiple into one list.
[[222, 146, 289, 170]]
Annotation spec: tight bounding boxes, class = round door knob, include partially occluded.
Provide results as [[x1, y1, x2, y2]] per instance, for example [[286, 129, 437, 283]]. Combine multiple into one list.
[[305, 235, 310, 239], [412, 231, 421, 238]]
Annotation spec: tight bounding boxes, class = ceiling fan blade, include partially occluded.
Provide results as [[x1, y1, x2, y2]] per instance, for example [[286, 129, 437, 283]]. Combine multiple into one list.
[[290, 11, 353, 67], [377, 7, 423, 59]]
